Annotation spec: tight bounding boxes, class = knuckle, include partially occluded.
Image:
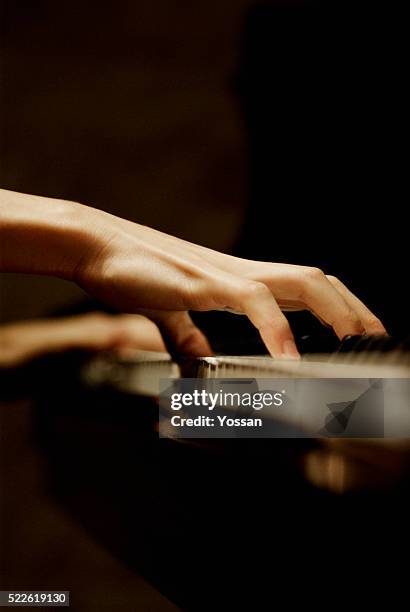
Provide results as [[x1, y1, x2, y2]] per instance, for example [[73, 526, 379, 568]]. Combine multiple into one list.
[[179, 327, 202, 350], [343, 308, 363, 330], [365, 316, 385, 332], [274, 318, 292, 337], [295, 267, 325, 300], [259, 317, 289, 337], [239, 279, 270, 300], [326, 274, 341, 286], [304, 266, 325, 281], [257, 309, 289, 334]]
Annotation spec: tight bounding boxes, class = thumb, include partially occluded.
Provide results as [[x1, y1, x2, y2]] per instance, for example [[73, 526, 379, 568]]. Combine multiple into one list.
[[152, 311, 213, 360]]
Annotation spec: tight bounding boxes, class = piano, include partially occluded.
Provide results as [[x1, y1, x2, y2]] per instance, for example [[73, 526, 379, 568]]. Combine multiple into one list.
[[4, 331, 408, 609], [82, 334, 410, 435]]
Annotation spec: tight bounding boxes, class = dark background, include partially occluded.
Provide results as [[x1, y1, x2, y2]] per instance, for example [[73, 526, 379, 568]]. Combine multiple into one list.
[[0, 0, 249, 322], [1, 2, 409, 610], [1, 0, 408, 334], [233, 0, 408, 337]]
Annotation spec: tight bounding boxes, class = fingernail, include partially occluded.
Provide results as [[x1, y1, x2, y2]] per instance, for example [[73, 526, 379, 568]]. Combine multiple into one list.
[[282, 340, 300, 360]]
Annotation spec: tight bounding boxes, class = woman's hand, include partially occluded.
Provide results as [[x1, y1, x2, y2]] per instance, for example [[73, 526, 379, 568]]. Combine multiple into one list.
[[0, 190, 386, 358], [0, 313, 166, 368], [76, 205, 386, 358]]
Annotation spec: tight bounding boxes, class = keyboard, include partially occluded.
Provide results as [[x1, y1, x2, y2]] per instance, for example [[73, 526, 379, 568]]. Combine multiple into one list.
[[82, 335, 410, 397]]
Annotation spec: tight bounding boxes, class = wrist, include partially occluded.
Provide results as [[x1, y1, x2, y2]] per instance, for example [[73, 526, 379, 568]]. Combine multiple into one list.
[[0, 189, 110, 282]]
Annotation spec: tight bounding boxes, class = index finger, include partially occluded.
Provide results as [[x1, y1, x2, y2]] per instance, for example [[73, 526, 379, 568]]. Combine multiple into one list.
[[210, 274, 300, 359]]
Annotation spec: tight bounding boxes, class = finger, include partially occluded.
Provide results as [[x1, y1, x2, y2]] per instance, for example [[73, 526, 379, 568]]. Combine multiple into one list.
[[35, 313, 165, 353], [326, 275, 387, 335], [212, 276, 299, 358], [296, 268, 365, 339], [42, 312, 157, 351], [152, 311, 213, 359], [0, 312, 133, 367], [111, 314, 166, 352]]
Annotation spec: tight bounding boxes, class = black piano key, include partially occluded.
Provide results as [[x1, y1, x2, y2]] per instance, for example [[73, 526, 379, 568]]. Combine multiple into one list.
[[297, 333, 339, 354], [377, 335, 402, 352], [350, 335, 377, 352], [359, 334, 389, 352], [336, 334, 410, 354], [398, 336, 410, 352], [337, 334, 364, 353], [298, 332, 410, 356]]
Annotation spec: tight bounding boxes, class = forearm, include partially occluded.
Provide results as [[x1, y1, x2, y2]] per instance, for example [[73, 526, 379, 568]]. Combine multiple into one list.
[[0, 189, 105, 280]]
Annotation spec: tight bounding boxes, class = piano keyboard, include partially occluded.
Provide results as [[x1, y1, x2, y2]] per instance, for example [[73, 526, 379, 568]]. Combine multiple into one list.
[[82, 337, 410, 398], [80, 337, 410, 437]]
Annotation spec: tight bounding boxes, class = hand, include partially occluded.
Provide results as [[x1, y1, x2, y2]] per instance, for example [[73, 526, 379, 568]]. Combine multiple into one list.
[[0, 190, 386, 358], [0, 313, 165, 368], [75, 205, 386, 358]]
